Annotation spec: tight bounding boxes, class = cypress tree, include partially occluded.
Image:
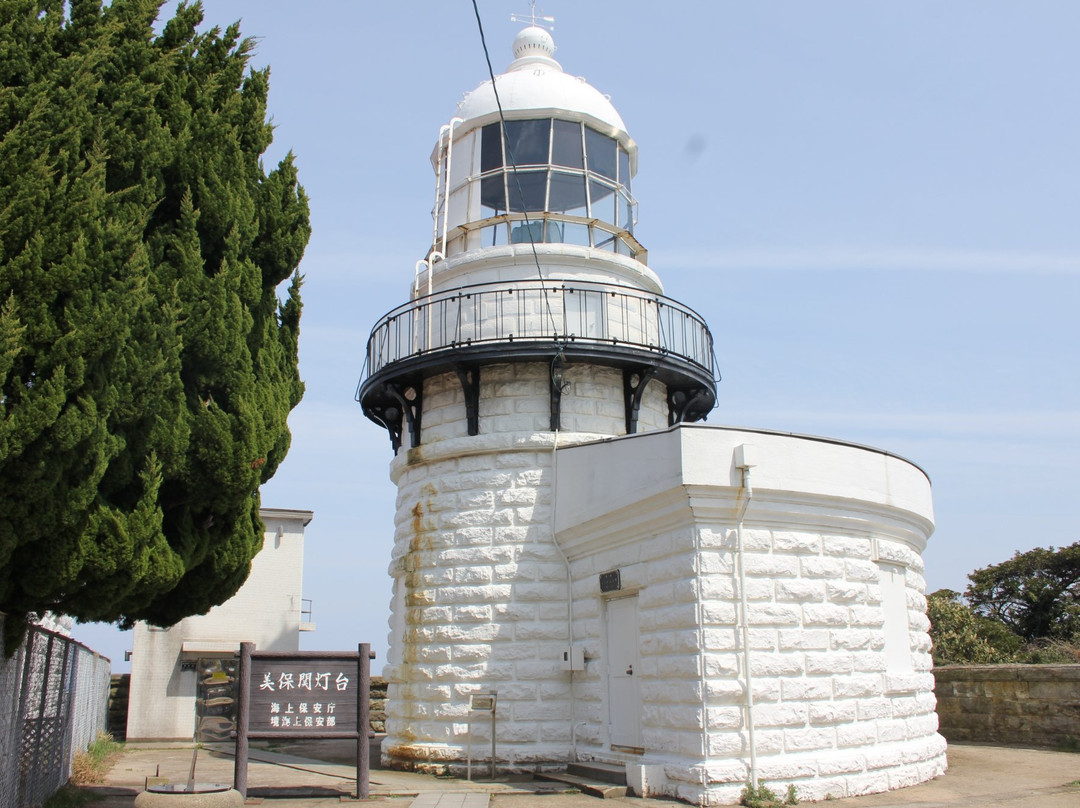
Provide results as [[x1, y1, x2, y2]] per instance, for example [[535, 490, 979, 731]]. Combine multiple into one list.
[[0, 0, 309, 651]]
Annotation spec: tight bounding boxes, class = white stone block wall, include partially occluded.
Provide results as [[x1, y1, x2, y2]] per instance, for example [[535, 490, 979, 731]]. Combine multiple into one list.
[[554, 426, 945, 806], [382, 361, 668, 771], [563, 530, 944, 805]]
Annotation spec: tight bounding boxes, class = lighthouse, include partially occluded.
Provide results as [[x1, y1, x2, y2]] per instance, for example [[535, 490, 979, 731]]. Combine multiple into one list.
[[358, 21, 945, 806]]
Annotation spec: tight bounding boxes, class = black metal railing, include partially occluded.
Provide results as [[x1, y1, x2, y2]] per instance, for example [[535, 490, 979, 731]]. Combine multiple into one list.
[[364, 280, 714, 379]]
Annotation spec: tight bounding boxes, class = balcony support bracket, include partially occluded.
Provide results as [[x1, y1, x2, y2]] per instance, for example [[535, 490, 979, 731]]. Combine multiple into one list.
[[623, 365, 659, 435], [550, 351, 568, 432], [668, 385, 713, 427], [455, 363, 481, 436], [380, 379, 423, 451]]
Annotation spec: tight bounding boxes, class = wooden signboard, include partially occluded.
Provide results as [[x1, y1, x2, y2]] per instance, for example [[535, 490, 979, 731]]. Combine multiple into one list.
[[233, 643, 374, 798]]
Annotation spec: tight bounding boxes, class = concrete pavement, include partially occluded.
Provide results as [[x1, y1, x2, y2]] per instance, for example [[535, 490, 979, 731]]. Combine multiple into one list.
[[86, 741, 1080, 808]]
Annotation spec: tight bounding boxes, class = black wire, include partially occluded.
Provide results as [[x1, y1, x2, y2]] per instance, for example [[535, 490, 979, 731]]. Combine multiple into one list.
[[470, 0, 564, 344]]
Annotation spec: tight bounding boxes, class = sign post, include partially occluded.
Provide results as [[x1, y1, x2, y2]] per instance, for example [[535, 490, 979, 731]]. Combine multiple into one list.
[[466, 691, 497, 781], [233, 644, 375, 798]]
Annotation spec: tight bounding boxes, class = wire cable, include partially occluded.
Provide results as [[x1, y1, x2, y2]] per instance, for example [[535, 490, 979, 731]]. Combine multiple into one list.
[[470, 0, 564, 345]]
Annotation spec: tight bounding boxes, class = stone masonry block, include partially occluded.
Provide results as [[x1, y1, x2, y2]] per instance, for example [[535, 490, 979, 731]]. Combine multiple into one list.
[[857, 697, 893, 721], [642, 629, 701, 655], [701, 602, 738, 625], [440, 547, 515, 565], [805, 652, 854, 676], [748, 603, 801, 626], [699, 575, 737, 600], [751, 678, 781, 703], [802, 557, 846, 579], [514, 582, 564, 601], [702, 627, 740, 651], [775, 579, 827, 602], [451, 645, 491, 662], [827, 582, 869, 603], [817, 753, 867, 776], [514, 620, 565, 641], [753, 703, 808, 728], [703, 653, 741, 677], [772, 531, 823, 554], [876, 718, 907, 743], [743, 554, 800, 578], [783, 678, 833, 702], [844, 559, 879, 582], [848, 605, 885, 627], [756, 759, 818, 782], [784, 726, 835, 751], [453, 567, 494, 585], [810, 701, 857, 725], [836, 722, 879, 749], [749, 653, 804, 677], [439, 584, 512, 604], [744, 579, 775, 601], [640, 603, 699, 632], [853, 651, 888, 673], [803, 603, 848, 626], [706, 678, 747, 701], [644, 702, 703, 730], [453, 604, 493, 622], [834, 674, 884, 699], [830, 629, 883, 651], [705, 706, 744, 730], [739, 529, 773, 553], [779, 629, 829, 651], [823, 536, 873, 559]]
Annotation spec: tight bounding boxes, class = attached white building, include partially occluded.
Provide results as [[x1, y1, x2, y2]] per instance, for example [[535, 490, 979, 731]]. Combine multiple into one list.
[[126, 508, 314, 742], [356, 24, 945, 805]]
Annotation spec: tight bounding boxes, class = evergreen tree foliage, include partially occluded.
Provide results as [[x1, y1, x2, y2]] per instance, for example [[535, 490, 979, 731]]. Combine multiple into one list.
[[0, 0, 309, 651], [926, 589, 1021, 665], [966, 542, 1080, 643]]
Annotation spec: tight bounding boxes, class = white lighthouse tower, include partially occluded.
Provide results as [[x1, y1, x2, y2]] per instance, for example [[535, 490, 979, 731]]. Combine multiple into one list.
[[358, 21, 945, 806]]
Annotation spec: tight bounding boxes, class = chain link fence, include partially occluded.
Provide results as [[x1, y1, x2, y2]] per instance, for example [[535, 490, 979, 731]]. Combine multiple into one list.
[[0, 615, 111, 808]]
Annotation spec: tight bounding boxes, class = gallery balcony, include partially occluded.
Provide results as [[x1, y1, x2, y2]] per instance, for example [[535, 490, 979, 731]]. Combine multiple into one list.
[[357, 279, 717, 450]]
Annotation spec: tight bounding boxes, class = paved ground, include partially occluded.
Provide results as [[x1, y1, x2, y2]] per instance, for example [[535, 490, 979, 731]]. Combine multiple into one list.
[[84, 740, 1080, 808]]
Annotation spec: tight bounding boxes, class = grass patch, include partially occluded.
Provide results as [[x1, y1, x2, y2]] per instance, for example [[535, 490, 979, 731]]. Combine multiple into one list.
[[740, 782, 799, 807], [69, 732, 124, 786]]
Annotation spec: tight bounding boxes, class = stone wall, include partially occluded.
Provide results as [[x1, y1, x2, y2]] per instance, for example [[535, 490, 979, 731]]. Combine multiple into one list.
[[934, 665, 1080, 748]]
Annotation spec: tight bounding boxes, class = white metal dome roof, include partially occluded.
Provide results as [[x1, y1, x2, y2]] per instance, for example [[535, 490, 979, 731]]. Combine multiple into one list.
[[455, 26, 629, 139]]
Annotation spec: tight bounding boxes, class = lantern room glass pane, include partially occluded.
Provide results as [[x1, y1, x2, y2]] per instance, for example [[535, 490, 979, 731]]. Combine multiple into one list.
[[618, 147, 631, 188], [589, 179, 616, 221], [504, 119, 551, 166], [617, 191, 634, 231], [552, 120, 584, 168], [506, 169, 547, 212], [562, 222, 590, 246], [480, 174, 506, 212], [511, 220, 545, 244], [549, 171, 587, 214], [481, 124, 503, 173], [585, 127, 617, 180]]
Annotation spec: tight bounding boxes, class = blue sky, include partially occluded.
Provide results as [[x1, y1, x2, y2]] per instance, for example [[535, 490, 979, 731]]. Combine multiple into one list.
[[74, 1, 1080, 671]]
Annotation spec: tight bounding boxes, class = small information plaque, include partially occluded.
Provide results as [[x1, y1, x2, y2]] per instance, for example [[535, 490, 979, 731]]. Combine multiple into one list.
[[470, 692, 497, 712], [599, 569, 622, 593]]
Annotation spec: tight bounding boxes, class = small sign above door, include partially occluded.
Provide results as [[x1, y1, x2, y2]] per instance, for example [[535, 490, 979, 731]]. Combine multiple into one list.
[[599, 569, 621, 593]]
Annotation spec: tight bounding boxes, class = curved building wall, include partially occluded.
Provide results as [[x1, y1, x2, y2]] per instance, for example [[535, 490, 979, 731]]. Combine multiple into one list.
[[381, 362, 669, 771], [554, 425, 944, 805]]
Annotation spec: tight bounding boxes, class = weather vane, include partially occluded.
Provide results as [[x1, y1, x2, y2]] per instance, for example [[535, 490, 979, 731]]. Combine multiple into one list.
[[510, 2, 554, 31]]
